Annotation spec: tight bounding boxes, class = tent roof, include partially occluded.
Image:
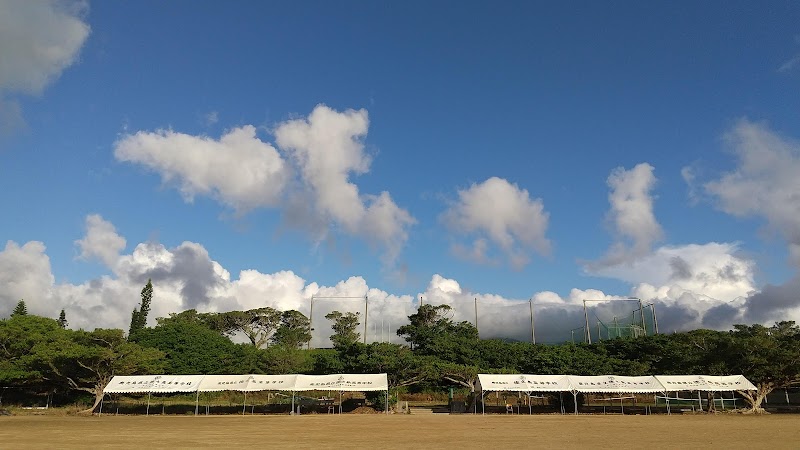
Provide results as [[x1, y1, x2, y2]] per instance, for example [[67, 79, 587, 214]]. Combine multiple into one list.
[[567, 375, 663, 393], [103, 373, 388, 394], [477, 374, 572, 392], [475, 374, 758, 394], [655, 375, 757, 392], [103, 375, 205, 394], [292, 374, 388, 392]]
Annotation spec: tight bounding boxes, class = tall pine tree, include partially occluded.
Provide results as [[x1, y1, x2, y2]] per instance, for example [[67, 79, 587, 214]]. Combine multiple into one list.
[[128, 279, 153, 337], [57, 309, 68, 328], [11, 299, 28, 316]]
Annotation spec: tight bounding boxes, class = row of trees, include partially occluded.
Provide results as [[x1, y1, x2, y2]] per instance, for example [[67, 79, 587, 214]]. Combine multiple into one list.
[[3, 287, 800, 413]]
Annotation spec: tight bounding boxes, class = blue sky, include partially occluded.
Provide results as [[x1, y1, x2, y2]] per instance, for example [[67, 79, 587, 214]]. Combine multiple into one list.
[[2, 1, 800, 342]]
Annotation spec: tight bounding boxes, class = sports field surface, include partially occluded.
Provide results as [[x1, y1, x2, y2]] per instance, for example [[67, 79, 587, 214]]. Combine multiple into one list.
[[2, 414, 798, 449]]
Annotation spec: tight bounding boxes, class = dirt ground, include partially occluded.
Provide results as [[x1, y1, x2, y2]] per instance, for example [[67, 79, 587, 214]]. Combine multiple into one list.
[[1, 414, 798, 449]]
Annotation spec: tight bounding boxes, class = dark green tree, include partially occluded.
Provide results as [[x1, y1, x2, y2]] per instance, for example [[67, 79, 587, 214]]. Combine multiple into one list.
[[271, 310, 312, 349], [11, 299, 28, 316], [725, 322, 800, 412], [57, 309, 68, 329], [396, 304, 455, 351], [325, 310, 361, 349], [262, 345, 313, 374], [0, 315, 164, 413], [206, 307, 282, 348], [134, 319, 248, 375], [129, 279, 153, 337], [0, 314, 64, 387]]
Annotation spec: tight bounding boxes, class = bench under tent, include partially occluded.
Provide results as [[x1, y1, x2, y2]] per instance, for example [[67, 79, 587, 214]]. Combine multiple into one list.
[[476, 374, 572, 414]]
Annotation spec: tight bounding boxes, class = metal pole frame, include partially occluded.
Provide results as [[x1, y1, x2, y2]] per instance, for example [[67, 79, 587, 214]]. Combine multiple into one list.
[[308, 297, 314, 350], [529, 299, 536, 344], [195, 390, 200, 416], [364, 295, 368, 344], [572, 391, 578, 415], [583, 300, 591, 344], [638, 299, 646, 334], [583, 298, 643, 341], [474, 297, 479, 337], [650, 303, 660, 334]]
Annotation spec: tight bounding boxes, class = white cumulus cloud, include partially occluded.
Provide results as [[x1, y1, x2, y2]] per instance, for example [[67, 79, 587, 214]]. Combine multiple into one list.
[[114, 125, 289, 212], [442, 177, 550, 269], [75, 214, 126, 267], [115, 105, 414, 264], [275, 105, 415, 262], [705, 119, 800, 266], [0, 0, 90, 133], [600, 163, 663, 264]]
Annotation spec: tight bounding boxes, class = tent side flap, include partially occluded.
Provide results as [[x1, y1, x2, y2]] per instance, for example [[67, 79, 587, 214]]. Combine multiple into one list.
[[293, 374, 388, 391], [245, 374, 298, 392], [103, 375, 205, 394], [655, 374, 757, 392], [477, 374, 572, 392], [197, 375, 253, 392], [567, 375, 664, 393]]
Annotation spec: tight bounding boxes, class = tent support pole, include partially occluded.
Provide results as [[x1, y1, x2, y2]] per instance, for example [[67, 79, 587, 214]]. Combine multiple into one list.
[[291, 392, 295, 415], [99, 397, 104, 416], [697, 390, 703, 412], [243, 391, 247, 415], [385, 390, 389, 415], [195, 390, 200, 416], [572, 391, 578, 415], [481, 389, 485, 415], [146, 393, 151, 416]]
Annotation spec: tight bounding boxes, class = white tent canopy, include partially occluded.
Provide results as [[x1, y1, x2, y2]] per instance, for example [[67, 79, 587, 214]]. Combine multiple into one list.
[[476, 373, 756, 415], [103, 373, 388, 394], [475, 374, 757, 396], [197, 374, 298, 392], [103, 375, 206, 394], [102, 373, 389, 416], [477, 374, 572, 393], [655, 375, 757, 392], [293, 374, 388, 392], [568, 375, 664, 393]]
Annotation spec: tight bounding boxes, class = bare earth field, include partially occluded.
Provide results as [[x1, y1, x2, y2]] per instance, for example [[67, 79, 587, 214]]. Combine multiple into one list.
[[1, 414, 798, 449]]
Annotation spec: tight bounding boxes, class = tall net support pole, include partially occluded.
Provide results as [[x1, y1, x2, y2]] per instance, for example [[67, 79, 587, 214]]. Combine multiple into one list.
[[637, 298, 647, 334], [529, 299, 536, 344], [364, 295, 368, 345], [650, 303, 660, 334], [474, 298, 479, 338], [308, 297, 314, 350], [583, 300, 591, 344]]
